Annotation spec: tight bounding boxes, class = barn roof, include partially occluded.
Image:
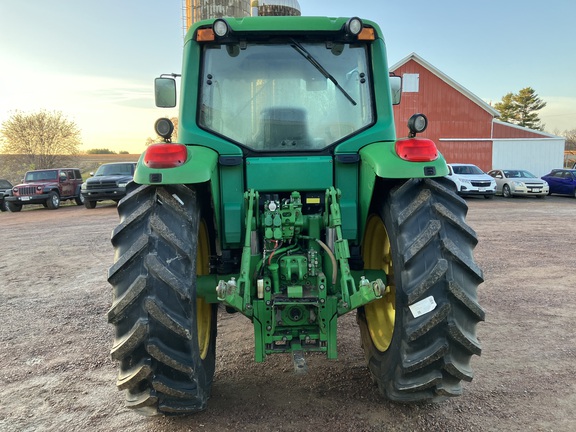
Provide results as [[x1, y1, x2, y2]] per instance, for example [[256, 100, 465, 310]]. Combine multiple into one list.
[[492, 119, 559, 138], [390, 52, 501, 118]]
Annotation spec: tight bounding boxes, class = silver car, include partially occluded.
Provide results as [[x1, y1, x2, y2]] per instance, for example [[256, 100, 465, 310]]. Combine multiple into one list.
[[487, 169, 549, 198]]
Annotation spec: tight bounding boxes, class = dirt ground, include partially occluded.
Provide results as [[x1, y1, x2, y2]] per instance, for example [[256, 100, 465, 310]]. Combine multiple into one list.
[[1, 195, 575, 432]]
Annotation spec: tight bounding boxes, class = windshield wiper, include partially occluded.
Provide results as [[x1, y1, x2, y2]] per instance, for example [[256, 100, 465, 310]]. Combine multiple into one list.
[[290, 39, 357, 106]]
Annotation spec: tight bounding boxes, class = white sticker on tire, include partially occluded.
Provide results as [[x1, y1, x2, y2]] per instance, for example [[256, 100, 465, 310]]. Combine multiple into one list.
[[409, 296, 437, 318], [172, 194, 184, 206]]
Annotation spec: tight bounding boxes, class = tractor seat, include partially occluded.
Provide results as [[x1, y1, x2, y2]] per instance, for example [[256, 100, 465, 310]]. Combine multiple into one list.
[[259, 107, 310, 150]]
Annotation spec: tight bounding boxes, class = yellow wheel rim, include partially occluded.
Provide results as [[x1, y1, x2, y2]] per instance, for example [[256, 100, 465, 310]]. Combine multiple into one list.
[[196, 220, 212, 360], [362, 214, 396, 352]]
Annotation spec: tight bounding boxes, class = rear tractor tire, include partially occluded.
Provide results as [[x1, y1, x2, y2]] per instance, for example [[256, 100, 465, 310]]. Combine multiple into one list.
[[358, 178, 485, 402], [108, 184, 217, 415]]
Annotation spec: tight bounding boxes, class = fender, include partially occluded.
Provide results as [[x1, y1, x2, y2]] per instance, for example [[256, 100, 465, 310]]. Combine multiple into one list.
[[133, 145, 218, 185], [358, 141, 449, 240], [133, 145, 222, 245]]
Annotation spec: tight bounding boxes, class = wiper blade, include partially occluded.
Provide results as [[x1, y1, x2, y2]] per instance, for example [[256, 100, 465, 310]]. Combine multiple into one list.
[[290, 39, 357, 106]]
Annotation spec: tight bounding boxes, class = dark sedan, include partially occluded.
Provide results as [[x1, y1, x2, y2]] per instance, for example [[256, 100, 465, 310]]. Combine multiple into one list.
[[541, 169, 576, 197]]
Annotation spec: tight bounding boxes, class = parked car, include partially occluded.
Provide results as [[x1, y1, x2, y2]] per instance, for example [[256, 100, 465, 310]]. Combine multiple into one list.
[[0, 179, 13, 212], [541, 169, 576, 198], [487, 169, 549, 198], [5, 168, 83, 212], [81, 162, 136, 208], [445, 163, 496, 199]]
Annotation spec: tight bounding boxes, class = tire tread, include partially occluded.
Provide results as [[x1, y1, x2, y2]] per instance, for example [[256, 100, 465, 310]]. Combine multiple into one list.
[[358, 178, 484, 402], [108, 184, 216, 415]]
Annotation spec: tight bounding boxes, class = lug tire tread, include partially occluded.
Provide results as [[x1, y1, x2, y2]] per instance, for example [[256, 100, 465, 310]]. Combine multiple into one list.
[[358, 178, 484, 403], [108, 184, 216, 416]]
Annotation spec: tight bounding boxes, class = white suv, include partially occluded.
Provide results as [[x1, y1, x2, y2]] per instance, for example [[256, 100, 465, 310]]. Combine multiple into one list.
[[446, 163, 496, 199]]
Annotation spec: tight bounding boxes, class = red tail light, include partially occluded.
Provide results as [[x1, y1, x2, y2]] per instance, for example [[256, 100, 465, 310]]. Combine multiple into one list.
[[395, 138, 438, 162], [144, 143, 187, 168]]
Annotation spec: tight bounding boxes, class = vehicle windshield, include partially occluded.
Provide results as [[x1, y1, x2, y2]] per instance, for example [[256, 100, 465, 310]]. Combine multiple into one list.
[[94, 163, 134, 176], [0, 180, 11, 188], [25, 170, 58, 181], [503, 170, 536, 179], [453, 165, 485, 175], [198, 41, 374, 152]]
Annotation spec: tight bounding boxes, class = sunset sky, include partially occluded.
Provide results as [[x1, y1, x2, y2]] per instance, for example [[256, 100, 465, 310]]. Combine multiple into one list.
[[1, 0, 574, 154]]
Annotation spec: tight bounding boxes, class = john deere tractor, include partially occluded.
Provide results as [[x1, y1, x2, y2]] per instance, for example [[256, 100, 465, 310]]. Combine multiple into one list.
[[108, 16, 485, 415]]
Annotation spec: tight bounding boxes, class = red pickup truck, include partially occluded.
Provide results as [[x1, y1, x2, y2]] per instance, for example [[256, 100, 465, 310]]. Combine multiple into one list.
[[5, 168, 84, 211]]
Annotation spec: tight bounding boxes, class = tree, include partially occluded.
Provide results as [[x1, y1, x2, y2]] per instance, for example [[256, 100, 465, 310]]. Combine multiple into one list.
[[86, 148, 116, 154], [564, 129, 576, 151], [494, 92, 516, 123], [494, 87, 547, 131], [0, 110, 82, 169], [515, 87, 547, 130]]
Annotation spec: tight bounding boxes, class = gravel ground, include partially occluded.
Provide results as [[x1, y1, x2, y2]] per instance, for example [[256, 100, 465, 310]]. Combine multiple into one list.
[[0, 195, 575, 432]]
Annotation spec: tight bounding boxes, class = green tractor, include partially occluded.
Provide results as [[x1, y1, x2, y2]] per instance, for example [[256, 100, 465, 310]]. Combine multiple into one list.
[[108, 16, 485, 415]]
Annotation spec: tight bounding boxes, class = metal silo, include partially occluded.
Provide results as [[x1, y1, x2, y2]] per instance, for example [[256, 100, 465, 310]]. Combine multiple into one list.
[[184, 0, 250, 29], [253, 0, 301, 16], [183, 0, 302, 36]]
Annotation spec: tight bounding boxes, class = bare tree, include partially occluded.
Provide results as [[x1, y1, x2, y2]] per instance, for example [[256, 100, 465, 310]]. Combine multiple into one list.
[[0, 110, 82, 169], [564, 129, 576, 151]]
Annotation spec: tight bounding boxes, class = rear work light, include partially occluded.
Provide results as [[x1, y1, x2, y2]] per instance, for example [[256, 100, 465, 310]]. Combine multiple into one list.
[[395, 138, 439, 162], [144, 143, 188, 169]]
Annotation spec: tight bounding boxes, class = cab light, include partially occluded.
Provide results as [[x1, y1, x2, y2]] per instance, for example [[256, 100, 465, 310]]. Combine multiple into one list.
[[144, 143, 188, 169], [395, 138, 439, 162], [345, 17, 363, 36], [213, 19, 230, 37], [196, 28, 215, 42]]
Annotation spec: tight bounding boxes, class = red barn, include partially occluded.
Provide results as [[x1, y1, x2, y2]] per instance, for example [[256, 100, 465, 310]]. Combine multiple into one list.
[[390, 53, 564, 177]]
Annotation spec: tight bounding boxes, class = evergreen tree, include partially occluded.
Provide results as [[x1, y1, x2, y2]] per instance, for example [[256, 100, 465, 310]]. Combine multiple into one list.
[[515, 87, 546, 130], [494, 92, 516, 123], [494, 87, 547, 131]]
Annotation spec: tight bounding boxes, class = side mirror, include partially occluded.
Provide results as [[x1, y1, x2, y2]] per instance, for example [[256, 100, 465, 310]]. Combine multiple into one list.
[[389, 75, 402, 105], [155, 77, 177, 108]]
